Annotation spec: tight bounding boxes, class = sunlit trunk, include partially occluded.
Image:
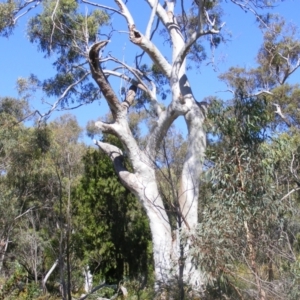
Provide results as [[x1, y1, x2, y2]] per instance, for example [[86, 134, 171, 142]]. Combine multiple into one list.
[[178, 103, 206, 291], [83, 266, 93, 293], [130, 164, 174, 287]]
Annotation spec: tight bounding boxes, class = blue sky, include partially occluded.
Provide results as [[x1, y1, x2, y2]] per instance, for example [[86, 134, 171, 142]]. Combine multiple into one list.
[[1, 0, 299, 142]]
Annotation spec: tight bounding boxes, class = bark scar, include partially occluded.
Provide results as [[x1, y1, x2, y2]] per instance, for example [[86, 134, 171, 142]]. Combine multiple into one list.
[[129, 25, 142, 43]]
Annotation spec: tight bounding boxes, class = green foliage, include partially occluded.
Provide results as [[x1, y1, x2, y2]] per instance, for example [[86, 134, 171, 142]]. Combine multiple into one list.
[[0, 112, 86, 298], [27, 0, 109, 106], [193, 93, 289, 296], [257, 15, 300, 85], [120, 280, 155, 300], [0, 1, 16, 36], [0, 263, 42, 300], [0, 110, 153, 296], [288, 256, 300, 299], [0, 97, 30, 122], [72, 148, 153, 284], [28, 0, 108, 56]]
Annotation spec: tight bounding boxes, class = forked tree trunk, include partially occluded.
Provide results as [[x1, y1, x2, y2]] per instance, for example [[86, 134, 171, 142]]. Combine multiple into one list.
[[88, 0, 216, 292], [90, 54, 206, 294], [94, 138, 175, 287]]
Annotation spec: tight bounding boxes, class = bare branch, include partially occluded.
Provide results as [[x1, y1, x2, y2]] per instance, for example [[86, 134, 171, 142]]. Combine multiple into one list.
[[146, 107, 179, 159], [89, 41, 122, 118], [81, 0, 124, 16], [94, 120, 116, 134], [145, 0, 170, 29], [277, 53, 300, 84], [273, 103, 291, 127], [49, 0, 60, 51], [94, 140, 142, 192], [79, 282, 107, 300], [230, 0, 272, 29], [106, 55, 148, 90], [280, 187, 300, 202], [171, 3, 224, 79], [43, 260, 58, 289], [39, 71, 90, 122], [149, 81, 162, 116], [254, 90, 273, 96], [114, 0, 135, 26], [14, 207, 35, 220], [145, 0, 158, 39], [94, 0, 169, 77], [122, 85, 137, 108], [103, 69, 145, 91], [13, 0, 41, 24], [103, 69, 162, 116], [290, 153, 299, 182]]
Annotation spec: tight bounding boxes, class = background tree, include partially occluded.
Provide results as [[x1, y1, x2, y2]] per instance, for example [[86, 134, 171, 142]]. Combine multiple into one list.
[[189, 19, 300, 297]]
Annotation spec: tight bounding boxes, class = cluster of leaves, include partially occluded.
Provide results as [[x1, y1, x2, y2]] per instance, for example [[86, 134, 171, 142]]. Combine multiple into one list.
[[27, 0, 109, 106], [196, 94, 274, 273], [0, 263, 41, 300], [0, 0, 17, 37], [0, 101, 153, 299], [257, 15, 300, 85], [191, 90, 300, 298]]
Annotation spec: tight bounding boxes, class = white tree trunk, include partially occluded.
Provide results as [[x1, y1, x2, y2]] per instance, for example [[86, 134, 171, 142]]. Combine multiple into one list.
[[83, 266, 93, 293], [43, 259, 58, 290], [88, 0, 220, 291], [135, 176, 174, 286], [94, 137, 174, 287], [179, 103, 206, 290]]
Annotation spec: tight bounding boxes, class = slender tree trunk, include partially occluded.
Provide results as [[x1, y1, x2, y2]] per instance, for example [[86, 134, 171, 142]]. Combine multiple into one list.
[[57, 169, 67, 300], [66, 160, 72, 300], [66, 231, 71, 300], [43, 259, 58, 291], [0, 237, 9, 274], [83, 266, 93, 293], [244, 221, 266, 300], [33, 225, 38, 283]]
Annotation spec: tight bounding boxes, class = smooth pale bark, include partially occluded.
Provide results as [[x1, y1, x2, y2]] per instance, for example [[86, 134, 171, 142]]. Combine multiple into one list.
[[179, 102, 206, 288], [42, 259, 58, 290], [88, 0, 221, 291], [94, 139, 174, 286], [83, 266, 93, 293]]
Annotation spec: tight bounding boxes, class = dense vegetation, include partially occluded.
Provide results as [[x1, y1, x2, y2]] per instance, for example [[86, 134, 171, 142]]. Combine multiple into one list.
[[1, 0, 300, 299], [1, 87, 300, 299], [0, 101, 155, 299]]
